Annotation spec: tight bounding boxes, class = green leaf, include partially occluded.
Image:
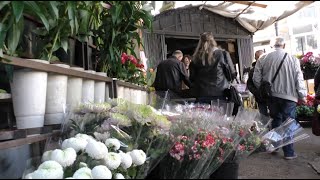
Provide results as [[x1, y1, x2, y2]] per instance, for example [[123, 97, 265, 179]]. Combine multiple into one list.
[[48, 1, 59, 19], [12, 1, 24, 22], [24, 1, 50, 31], [67, 1, 77, 35], [7, 17, 24, 56], [0, 23, 8, 48], [61, 39, 68, 53], [0, 1, 10, 11]]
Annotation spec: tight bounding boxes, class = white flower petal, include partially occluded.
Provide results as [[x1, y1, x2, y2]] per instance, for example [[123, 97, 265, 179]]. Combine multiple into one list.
[[32, 161, 64, 179], [115, 173, 125, 179], [50, 148, 76, 167], [105, 138, 121, 151], [42, 150, 52, 162], [130, 150, 146, 166], [62, 138, 88, 152], [119, 152, 132, 169], [73, 167, 92, 179], [104, 152, 122, 170], [85, 141, 108, 160], [91, 165, 112, 179]]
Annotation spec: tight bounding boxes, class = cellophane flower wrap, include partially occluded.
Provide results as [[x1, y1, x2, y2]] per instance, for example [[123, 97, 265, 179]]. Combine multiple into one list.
[[232, 109, 273, 160], [52, 98, 175, 179], [149, 100, 242, 179], [259, 118, 310, 153]]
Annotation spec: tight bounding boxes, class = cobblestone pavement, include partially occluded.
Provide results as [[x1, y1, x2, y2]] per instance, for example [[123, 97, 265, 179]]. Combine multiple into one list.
[[238, 127, 320, 179]]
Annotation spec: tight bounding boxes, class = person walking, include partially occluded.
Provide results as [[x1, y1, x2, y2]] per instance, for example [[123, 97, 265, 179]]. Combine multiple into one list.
[[154, 50, 191, 98], [247, 50, 269, 116], [189, 32, 236, 104], [253, 36, 307, 160]]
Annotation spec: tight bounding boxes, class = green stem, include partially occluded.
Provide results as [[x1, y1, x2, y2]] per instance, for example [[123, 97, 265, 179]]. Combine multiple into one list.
[[133, 126, 143, 149], [1, 11, 11, 24], [48, 30, 60, 62]]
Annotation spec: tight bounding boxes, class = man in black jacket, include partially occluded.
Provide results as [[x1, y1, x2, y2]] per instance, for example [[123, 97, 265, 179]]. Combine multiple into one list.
[[154, 50, 191, 98], [247, 50, 268, 116]]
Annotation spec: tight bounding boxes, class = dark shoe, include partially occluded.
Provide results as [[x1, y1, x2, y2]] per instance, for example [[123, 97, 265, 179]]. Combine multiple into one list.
[[284, 154, 298, 160]]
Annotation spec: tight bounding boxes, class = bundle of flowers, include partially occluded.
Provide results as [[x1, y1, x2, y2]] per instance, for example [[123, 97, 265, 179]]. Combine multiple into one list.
[[259, 118, 310, 153], [147, 103, 241, 179], [296, 94, 315, 120], [118, 52, 146, 85], [61, 99, 174, 179], [232, 110, 272, 159], [297, 52, 320, 80], [23, 135, 147, 179]]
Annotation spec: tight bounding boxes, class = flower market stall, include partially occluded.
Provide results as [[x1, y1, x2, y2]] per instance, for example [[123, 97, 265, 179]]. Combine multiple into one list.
[[21, 95, 310, 179], [0, 1, 315, 179]]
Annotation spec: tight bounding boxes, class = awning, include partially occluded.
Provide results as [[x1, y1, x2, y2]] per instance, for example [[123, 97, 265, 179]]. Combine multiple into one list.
[[158, 1, 314, 33]]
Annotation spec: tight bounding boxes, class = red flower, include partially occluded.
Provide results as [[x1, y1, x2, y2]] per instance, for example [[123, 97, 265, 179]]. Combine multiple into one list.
[[121, 56, 126, 64], [239, 129, 245, 137]]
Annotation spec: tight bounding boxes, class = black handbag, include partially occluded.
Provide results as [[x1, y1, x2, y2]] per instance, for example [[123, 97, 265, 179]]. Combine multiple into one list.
[[222, 51, 233, 82], [223, 85, 243, 115], [259, 53, 287, 101]]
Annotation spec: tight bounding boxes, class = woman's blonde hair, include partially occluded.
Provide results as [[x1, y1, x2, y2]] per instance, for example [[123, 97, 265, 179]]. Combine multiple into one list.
[[192, 32, 218, 66]]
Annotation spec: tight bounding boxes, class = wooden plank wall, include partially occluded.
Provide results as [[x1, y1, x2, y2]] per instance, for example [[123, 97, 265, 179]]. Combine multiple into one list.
[[153, 7, 251, 37]]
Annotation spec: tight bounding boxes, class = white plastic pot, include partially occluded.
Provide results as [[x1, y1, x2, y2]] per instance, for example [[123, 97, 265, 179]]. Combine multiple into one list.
[[117, 86, 124, 99], [82, 70, 95, 103], [45, 64, 70, 125], [10, 59, 49, 129], [94, 72, 106, 103], [105, 83, 110, 101], [124, 87, 131, 102], [67, 67, 84, 111]]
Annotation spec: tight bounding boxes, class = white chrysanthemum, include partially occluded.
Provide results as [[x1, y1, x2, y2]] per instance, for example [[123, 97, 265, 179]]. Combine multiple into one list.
[[42, 150, 52, 162], [94, 132, 110, 142], [51, 148, 77, 167], [75, 133, 95, 142], [105, 138, 121, 151], [73, 167, 92, 179], [104, 152, 122, 170], [62, 137, 88, 152], [114, 173, 125, 179], [119, 151, 132, 169], [28, 160, 64, 179], [129, 150, 146, 166], [91, 165, 112, 179], [85, 140, 108, 160]]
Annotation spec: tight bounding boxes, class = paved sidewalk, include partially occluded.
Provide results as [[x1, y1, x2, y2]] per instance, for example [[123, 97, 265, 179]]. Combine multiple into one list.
[[239, 127, 320, 179]]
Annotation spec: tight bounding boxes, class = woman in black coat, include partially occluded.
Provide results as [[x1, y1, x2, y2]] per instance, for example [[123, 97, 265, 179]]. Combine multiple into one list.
[[189, 32, 236, 104]]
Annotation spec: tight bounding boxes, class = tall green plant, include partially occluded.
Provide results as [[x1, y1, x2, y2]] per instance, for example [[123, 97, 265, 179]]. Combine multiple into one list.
[[32, 1, 79, 62], [0, 1, 50, 58], [94, 1, 152, 83]]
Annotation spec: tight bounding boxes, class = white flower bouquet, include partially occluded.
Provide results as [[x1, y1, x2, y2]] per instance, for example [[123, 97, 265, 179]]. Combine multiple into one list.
[[23, 134, 148, 179]]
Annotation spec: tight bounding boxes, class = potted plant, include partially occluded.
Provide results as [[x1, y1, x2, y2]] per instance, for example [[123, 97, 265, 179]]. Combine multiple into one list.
[[297, 52, 320, 80], [94, 1, 152, 102], [296, 94, 315, 123], [0, 1, 53, 129]]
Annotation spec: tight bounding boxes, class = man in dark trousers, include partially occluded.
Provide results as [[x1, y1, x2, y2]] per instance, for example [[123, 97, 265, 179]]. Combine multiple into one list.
[[247, 50, 269, 116], [154, 50, 192, 99]]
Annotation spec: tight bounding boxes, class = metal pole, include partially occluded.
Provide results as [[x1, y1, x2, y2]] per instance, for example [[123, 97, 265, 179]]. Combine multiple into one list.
[[275, 21, 279, 36]]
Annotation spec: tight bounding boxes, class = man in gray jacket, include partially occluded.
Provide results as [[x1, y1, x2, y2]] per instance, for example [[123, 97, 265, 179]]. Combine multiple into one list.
[[253, 36, 307, 160]]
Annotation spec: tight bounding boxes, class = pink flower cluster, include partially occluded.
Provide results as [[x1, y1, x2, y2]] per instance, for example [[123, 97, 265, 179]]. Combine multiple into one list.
[[121, 52, 144, 69], [169, 131, 219, 161]]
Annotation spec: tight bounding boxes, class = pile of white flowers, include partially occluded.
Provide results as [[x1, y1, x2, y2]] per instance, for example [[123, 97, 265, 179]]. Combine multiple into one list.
[[24, 134, 147, 179]]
